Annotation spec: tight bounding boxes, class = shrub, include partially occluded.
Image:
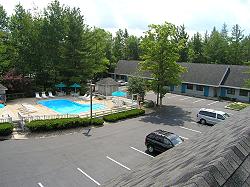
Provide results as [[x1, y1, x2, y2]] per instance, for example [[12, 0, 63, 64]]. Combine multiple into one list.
[[0, 123, 13, 136], [103, 109, 145, 122], [225, 102, 249, 111], [26, 117, 104, 132], [143, 100, 155, 108]]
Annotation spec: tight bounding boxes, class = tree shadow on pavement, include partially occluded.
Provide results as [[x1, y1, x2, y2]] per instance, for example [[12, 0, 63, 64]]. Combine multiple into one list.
[[140, 105, 193, 126]]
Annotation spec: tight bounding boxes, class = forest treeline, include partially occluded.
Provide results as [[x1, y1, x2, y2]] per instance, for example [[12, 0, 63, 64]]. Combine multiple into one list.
[[0, 0, 249, 92]]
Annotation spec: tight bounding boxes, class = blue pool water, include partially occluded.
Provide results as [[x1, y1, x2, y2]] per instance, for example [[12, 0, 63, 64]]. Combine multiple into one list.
[[0, 104, 4, 108], [38, 99, 106, 114]]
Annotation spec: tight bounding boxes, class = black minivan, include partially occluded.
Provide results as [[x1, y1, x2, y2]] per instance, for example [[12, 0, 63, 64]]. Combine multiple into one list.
[[145, 130, 183, 153]]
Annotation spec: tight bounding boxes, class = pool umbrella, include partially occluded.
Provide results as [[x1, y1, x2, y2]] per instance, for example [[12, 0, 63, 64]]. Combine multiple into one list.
[[55, 82, 66, 91], [112, 91, 127, 97], [70, 83, 81, 93]]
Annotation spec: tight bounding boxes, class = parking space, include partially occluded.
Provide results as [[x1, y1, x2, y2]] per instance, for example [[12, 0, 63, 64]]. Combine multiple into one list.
[[0, 92, 241, 187]]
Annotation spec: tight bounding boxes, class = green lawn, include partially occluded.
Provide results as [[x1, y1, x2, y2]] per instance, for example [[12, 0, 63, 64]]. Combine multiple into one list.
[[225, 102, 249, 111]]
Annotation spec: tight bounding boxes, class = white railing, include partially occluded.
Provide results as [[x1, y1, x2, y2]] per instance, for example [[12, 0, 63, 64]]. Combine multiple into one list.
[[18, 105, 137, 126], [0, 115, 12, 123]]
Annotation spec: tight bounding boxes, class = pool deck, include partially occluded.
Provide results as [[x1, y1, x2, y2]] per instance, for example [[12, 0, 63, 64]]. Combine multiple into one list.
[[0, 96, 116, 121]]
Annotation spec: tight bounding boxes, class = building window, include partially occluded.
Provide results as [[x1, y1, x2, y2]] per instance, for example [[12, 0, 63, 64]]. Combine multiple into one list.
[[239, 89, 249, 97], [187, 84, 193, 90], [226, 88, 235, 95], [196, 85, 204, 91]]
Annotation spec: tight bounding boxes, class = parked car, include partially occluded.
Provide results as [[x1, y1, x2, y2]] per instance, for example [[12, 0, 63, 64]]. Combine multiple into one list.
[[117, 80, 128, 86], [145, 130, 183, 154], [197, 108, 230, 125]]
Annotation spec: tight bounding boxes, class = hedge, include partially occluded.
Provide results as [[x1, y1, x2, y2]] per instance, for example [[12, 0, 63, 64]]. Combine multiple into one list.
[[26, 117, 104, 132], [103, 109, 145, 122], [0, 123, 13, 136]]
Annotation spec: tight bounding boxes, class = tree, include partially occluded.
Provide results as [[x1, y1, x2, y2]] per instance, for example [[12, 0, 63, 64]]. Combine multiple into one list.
[[230, 24, 244, 64], [140, 22, 186, 105], [188, 32, 206, 63], [9, 4, 34, 75], [126, 35, 140, 60], [127, 76, 147, 100], [204, 29, 229, 64], [60, 7, 87, 83], [41, 0, 66, 87], [175, 24, 189, 62], [0, 5, 14, 76], [242, 35, 250, 63], [113, 29, 124, 62]]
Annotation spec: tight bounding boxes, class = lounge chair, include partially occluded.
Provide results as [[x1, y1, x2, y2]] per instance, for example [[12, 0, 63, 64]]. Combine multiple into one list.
[[35, 92, 42, 99], [48, 91, 55, 98], [41, 92, 48, 99], [22, 103, 38, 113], [84, 95, 91, 100], [78, 94, 88, 99]]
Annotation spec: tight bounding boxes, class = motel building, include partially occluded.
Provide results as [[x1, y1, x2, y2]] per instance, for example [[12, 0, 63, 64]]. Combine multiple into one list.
[[110, 60, 250, 103]]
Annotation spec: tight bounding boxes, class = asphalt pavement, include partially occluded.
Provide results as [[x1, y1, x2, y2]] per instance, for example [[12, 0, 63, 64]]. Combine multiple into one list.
[[0, 92, 238, 187]]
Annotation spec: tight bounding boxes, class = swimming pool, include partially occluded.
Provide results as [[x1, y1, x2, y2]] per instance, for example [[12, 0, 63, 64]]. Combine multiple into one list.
[[0, 104, 4, 109], [38, 99, 106, 114]]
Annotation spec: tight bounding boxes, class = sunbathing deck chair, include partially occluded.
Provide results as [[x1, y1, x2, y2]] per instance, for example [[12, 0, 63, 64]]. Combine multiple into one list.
[[35, 92, 42, 99], [48, 91, 55, 98], [41, 92, 48, 99], [78, 94, 88, 99], [22, 103, 38, 113], [84, 95, 91, 100]]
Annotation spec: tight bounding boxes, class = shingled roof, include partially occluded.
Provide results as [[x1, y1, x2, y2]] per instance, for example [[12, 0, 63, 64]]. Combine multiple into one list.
[[222, 65, 250, 89], [114, 60, 152, 78], [0, 84, 7, 91], [113, 60, 250, 88], [104, 107, 250, 187], [96, 78, 119, 86], [180, 63, 229, 86]]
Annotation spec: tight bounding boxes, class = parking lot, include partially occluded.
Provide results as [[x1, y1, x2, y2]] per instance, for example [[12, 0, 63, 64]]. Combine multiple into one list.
[[0, 93, 239, 187]]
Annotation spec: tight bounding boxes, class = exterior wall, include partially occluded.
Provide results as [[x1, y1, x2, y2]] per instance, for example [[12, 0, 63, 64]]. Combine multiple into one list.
[[170, 84, 215, 98], [224, 88, 250, 102]]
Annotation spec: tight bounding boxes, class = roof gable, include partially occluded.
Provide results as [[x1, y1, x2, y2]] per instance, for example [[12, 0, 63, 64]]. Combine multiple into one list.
[[96, 78, 119, 85], [222, 65, 250, 89]]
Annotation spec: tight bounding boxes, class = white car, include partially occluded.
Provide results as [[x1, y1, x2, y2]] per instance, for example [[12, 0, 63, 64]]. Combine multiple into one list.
[[117, 80, 128, 86], [197, 108, 230, 125]]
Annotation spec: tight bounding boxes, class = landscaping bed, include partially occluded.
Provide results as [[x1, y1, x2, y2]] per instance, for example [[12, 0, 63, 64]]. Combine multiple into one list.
[[0, 122, 13, 136], [225, 102, 249, 111], [103, 109, 145, 122], [26, 118, 104, 132]]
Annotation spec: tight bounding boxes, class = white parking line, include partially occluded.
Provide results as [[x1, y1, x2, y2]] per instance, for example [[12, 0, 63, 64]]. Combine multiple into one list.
[[193, 99, 204, 103], [167, 95, 179, 99], [77, 168, 101, 186], [180, 97, 190, 101], [179, 136, 189, 140], [38, 183, 44, 187], [106, 156, 131, 171], [179, 126, 202, 133], [207, 101, 219, 106], [130, 146, 154, 158]]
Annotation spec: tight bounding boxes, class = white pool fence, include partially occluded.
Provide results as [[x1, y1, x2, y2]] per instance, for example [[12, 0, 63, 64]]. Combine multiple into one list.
[[18, 105, 138, 130]]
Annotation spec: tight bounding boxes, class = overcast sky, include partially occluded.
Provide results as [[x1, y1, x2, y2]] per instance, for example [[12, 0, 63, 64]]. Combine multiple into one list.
[[1, 0, 250, 37]]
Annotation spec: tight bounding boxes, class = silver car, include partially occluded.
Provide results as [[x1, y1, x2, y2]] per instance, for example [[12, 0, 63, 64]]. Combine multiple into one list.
[[197, 108, 230, 125]]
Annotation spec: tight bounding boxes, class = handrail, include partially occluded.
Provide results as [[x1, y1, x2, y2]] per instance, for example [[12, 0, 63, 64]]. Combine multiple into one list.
[[0, 115, 12, 123]]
